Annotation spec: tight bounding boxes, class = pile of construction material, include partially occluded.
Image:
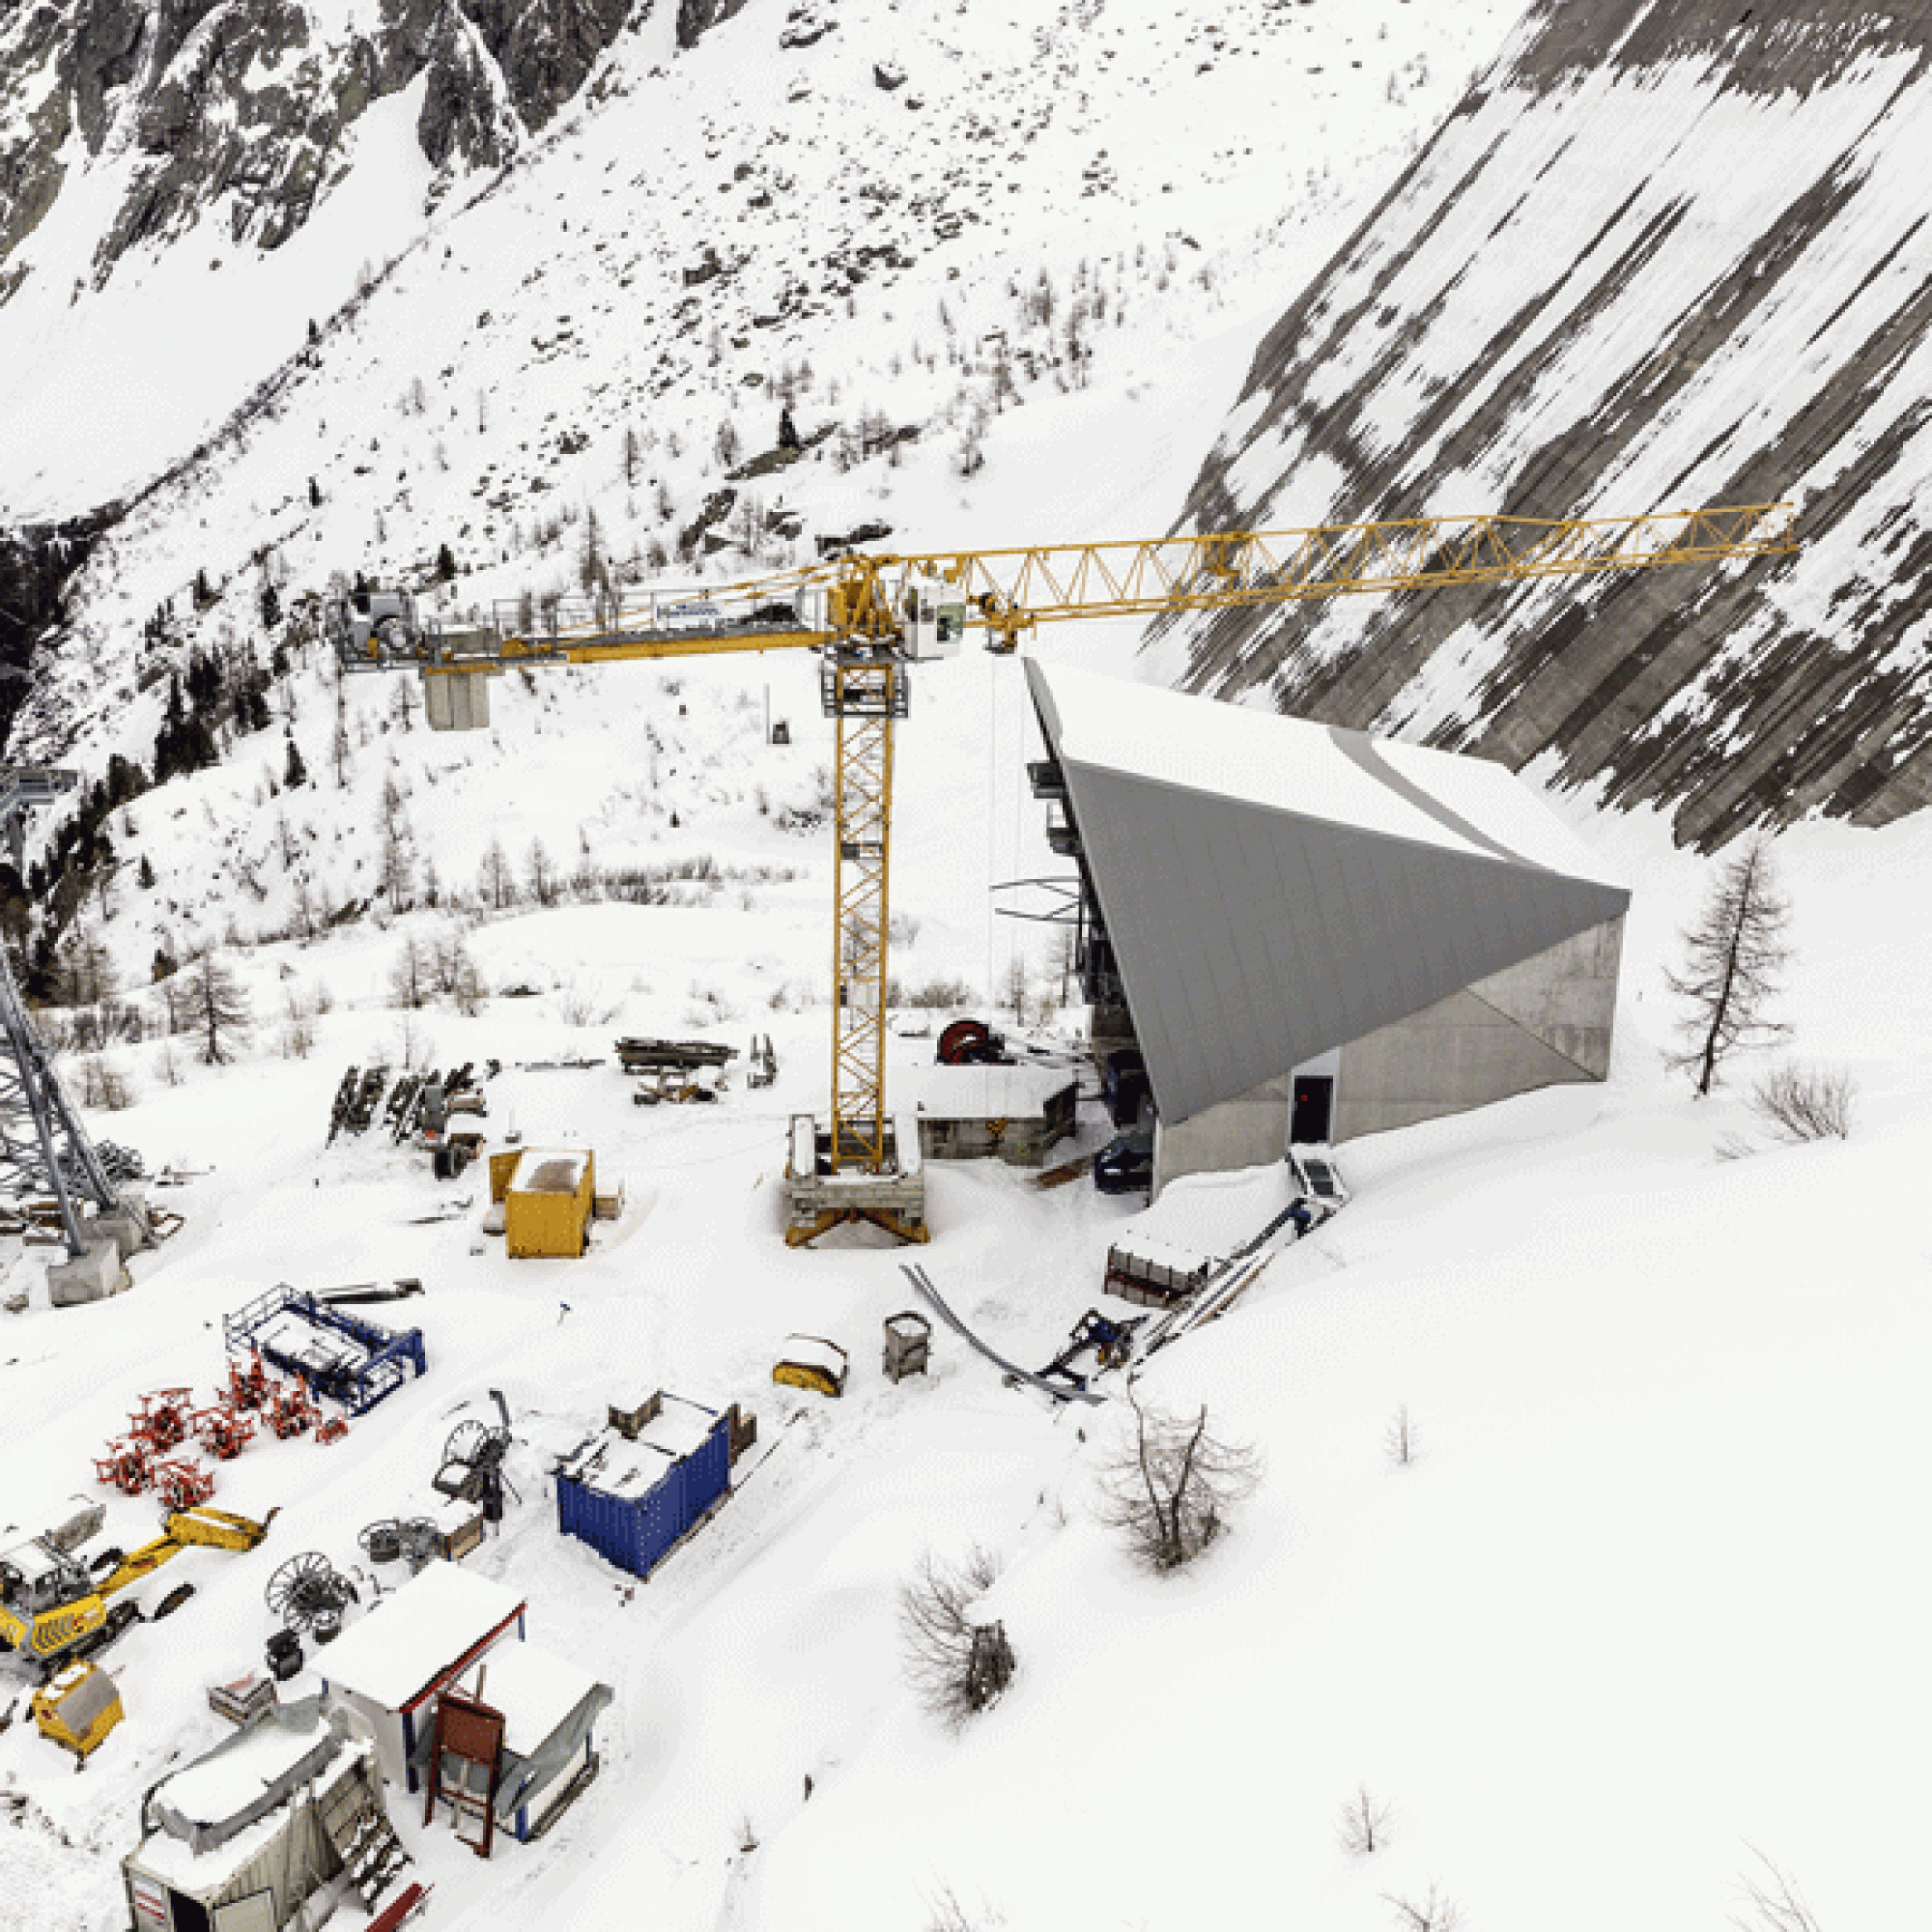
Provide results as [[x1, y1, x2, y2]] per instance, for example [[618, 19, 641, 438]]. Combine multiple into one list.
[[327, 1063, 489, 1172], [616, 1035, 748, 1104]]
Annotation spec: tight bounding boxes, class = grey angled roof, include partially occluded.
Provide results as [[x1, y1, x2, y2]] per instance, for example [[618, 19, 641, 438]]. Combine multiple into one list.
[[1026, 661, 1632, 1127]]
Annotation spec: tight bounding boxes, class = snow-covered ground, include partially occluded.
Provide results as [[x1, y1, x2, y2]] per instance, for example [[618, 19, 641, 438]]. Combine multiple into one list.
[[4, 716, 1930, 1932]]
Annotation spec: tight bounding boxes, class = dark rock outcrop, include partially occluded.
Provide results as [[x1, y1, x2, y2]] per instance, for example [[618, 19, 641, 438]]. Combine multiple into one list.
[[1161, 0, 1932, 848], [677, 0, 755, 51], [0, 510, 119, 754], [0, 0, 651, 298]]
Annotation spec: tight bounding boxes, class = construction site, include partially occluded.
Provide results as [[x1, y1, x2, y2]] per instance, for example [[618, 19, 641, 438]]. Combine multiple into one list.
[[4, 0, 1928, 1918], [0, 495, 1818, 1932]]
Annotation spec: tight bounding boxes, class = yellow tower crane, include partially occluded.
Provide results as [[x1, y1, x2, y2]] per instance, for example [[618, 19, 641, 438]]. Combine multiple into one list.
[[331, 499, 1795, 1244]]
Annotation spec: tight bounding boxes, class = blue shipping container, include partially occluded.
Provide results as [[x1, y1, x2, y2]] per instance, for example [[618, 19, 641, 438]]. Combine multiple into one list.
[[555, 1394, 731, 1580]]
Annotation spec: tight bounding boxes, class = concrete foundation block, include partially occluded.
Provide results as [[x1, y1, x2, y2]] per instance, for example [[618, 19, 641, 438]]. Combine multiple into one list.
[[92, 1210, 150, 1260], [48, 1241, 131, 1307]]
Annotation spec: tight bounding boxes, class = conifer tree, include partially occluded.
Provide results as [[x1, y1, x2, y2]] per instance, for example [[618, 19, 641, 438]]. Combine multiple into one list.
[[1665, 838, 1794, 1095]]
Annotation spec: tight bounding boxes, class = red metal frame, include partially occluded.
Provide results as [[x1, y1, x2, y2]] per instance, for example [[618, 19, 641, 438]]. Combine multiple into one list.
[[227, 1349, 272, 1412], [193, 1400, 256, 1461], [129, 1387, 194, 1453], [367, 1883, 432, 1932], [263, 1378, 319, 1439], [152, 1458, 215, 1510], [94, 1435, 154, 1495]]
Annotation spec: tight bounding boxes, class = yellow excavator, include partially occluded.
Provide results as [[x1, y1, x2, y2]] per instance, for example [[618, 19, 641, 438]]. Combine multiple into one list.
[[0, 1500, 277, 1673], [330, 501, 1796, 1241]]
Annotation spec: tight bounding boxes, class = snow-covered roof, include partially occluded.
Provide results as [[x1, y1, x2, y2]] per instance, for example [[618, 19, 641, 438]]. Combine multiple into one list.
[[1030, 662, 1623, 882], [156, 1719, 326, 1833], [512, 1150, 589, 1194], [1114, 1160, 1304, 1268], [137, 1739, 373, 1892], [318, 1561, 525, 1712], [637, 1393, 719, 1459], [559, 1395, 720, 1496], [1025, 661, 1633, 1126], [456, 1642, 605, 1760], [906, 1063, 1076, 1120]]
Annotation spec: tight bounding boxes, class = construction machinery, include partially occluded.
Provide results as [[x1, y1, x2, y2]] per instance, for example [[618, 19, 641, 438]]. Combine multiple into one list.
[[331, 501, 1796, 1245], [0, 1502, 277, 1672], [1037, 1308, 1143, 1394]]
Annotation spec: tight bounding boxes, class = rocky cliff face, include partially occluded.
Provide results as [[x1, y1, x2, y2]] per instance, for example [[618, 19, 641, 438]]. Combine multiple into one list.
[[0, 512, 115, 752], [1157, 0, 1932, 848], [0, 0, 654, 298]]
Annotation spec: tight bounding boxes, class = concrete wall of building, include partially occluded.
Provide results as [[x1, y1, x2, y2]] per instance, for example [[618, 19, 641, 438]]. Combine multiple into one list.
[[1151, 918, 1623, 1187], [1334, 917, 1623, 1142], [1153, 1070, 1293, 1194]]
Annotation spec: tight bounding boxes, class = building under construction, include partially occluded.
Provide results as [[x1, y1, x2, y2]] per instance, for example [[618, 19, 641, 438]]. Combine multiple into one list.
[[1026, 663, 1632, 1194]]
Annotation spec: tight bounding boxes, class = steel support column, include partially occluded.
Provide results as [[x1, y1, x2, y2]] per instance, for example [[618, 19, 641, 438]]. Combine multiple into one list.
[[0, 767, 131, 1260]]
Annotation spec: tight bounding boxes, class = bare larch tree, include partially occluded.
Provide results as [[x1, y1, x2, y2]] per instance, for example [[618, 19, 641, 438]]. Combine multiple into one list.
[[183, 948, 253, 1065], [1094, 1383, 1263, 1572], [1665, 837, 1792, 1095]]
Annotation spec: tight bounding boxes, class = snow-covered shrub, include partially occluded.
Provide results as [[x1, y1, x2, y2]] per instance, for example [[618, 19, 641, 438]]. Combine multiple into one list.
[[1092, 1385, 1262, 1573], [1748, 1062, 1856, 1144], [897, 1545, 1013, 1729]]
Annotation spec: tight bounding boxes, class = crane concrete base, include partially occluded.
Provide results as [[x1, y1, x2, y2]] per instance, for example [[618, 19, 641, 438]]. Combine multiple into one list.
[[783, 1114, 928, 1247], [47, 1240, 130, 1307]]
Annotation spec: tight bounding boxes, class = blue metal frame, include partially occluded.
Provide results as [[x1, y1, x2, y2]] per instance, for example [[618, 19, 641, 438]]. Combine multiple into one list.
[[224, 1281, 428, 1415]]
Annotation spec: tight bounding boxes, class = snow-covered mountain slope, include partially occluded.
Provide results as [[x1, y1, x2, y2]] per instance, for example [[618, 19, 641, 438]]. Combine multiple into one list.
[[1154, 0, 1932, 849], [0, 0, 1513, 590], [0, 0, 1520, 972], [0, 0, 651, 506]]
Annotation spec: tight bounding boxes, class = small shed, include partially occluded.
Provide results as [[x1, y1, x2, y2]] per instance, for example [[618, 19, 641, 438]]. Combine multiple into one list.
[[497, 1149, 596, 1259], [443, 1644, 614, 1844], [123, 1698, 388, 1932], [555, 1393, 731, 1581], [908, 1064, 1077, 1166], [317, 1561, 526, 1791]]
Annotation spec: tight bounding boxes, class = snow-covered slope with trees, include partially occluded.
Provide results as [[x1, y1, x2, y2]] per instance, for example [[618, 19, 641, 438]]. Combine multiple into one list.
[[1156, 0, 1932, 848]]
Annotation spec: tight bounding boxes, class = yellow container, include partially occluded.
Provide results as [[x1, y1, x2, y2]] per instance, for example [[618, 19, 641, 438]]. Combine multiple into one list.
[[33, 1661, 124, 1760], [504, 1149, 596, 1259]]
